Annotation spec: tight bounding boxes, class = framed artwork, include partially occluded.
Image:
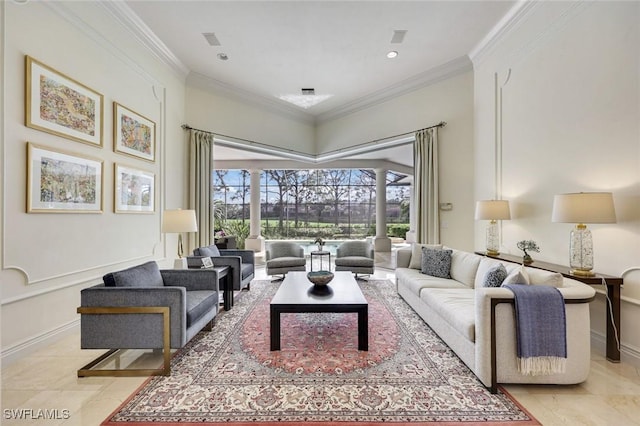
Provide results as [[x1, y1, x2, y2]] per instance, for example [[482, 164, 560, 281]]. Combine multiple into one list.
[[27, 142, 103, 213], [25, 56, 103, 147], [114, 164, 155, 213], [113, 102, 156, 162]]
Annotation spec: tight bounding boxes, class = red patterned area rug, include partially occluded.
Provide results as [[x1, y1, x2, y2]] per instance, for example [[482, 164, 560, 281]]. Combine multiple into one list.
[[102, 279, 539, 425]]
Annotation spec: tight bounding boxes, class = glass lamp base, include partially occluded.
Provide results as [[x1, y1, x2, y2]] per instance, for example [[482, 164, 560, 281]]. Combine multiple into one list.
[[569, 268, 596, 277], [485, 221, 500, 256], [569, 224, 594, 276]]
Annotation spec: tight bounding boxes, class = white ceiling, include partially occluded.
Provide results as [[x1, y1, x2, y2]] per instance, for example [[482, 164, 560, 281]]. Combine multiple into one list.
[[124, 1, 517, 165]]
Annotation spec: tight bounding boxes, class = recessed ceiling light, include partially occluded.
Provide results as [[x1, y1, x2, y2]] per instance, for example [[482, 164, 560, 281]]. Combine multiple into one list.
[[217, 53, 228, 61], [387, 51, 398, 59]]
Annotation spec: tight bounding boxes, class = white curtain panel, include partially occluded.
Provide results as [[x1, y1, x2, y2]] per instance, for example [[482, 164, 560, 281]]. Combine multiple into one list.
[[188, 130, 215, 253], [414, 128, 440, 244]]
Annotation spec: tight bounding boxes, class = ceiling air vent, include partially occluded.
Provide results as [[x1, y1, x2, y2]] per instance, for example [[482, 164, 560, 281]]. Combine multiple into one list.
[[390, 30, 407, 44], [203, 32, 221, 46], [301, 88, 315, 95]]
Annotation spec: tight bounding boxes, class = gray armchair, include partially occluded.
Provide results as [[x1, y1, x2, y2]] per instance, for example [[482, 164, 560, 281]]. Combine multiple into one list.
[[266, 241, 306, 279], [77, 261, 220, 377], [188, 244, 254, 292], [334, 240, 375, 279]]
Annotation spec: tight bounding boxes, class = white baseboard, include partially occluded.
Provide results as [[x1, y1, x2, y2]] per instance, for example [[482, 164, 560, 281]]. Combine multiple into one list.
[[1, 319, 79, 367], [591, 330, 640, 368]]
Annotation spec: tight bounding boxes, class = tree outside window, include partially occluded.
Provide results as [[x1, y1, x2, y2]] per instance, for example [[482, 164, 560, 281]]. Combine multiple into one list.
[[213, 169, 409, 241]]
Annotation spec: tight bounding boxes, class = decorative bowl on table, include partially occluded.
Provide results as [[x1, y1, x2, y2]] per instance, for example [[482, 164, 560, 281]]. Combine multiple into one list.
[[307, 270, 334, 286]]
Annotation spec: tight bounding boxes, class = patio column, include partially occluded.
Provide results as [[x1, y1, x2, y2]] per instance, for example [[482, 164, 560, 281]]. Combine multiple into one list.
[[406, 177, 416, 243], [245, 169, 265, 252], [374, 168, 392, 252]]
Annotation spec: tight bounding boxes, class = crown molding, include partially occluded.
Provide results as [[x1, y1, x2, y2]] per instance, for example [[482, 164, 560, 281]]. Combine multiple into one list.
[[470, 0, 593, 69], [41, 1, 170, 87], [315, 56, 472, 124], [186, 72, 316, 125], [98, 0, 189, 79], [469, 0, 538, 67]]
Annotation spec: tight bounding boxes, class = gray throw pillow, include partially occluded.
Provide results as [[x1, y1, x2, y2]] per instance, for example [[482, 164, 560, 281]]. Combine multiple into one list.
[[197, 245, 220, 257], [482, 263, 508, 287], [420, 247, 452, 278]]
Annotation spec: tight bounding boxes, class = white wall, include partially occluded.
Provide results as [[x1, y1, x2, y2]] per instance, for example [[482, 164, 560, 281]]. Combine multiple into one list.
[[472, 1, 640, 365], [185, 82, 316, 154], [316, 72, 476, 251], [187, 67, 476, 252], [0, 1, 187, 362]]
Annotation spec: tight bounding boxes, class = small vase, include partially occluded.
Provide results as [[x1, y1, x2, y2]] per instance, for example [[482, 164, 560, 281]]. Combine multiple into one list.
[[522, 253, 533, 265]]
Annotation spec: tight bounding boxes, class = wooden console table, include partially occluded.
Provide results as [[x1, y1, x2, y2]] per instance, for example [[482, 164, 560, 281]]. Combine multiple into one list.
[[475, 251, 623, 362]]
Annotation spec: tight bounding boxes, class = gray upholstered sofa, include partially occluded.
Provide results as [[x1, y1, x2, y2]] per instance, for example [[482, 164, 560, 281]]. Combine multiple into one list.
[[78, 261, 220, 376], [396, 245, 596, 393], [188, 244, 255, 291]]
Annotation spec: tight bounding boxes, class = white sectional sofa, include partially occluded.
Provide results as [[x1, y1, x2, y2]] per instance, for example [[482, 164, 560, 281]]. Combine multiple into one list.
[[395, 245, 596, 393]]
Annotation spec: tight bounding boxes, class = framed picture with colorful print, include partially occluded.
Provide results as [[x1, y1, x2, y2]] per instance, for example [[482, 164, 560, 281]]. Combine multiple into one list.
[[27, 142, 103, 213], [114, 163, 155, 213], [113, 102, 156, 162], [25, 56, 103, 147]]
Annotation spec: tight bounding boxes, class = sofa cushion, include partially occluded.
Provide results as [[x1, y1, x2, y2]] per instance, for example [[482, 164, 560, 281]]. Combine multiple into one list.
[[103, 261, 163, 288], [185, 290, 218, 327], [196, 245, 220, 257], [421, 247, 452, 278], [335, 256, 375, 267], [449, 250, 482, 288], [482, 264, 508, 287], [502, 265, 530, 286], [409, 243, 443, 269], [526, 268, 563, 288], [396, 268, 467, 296], [420, 288, 476, 342]]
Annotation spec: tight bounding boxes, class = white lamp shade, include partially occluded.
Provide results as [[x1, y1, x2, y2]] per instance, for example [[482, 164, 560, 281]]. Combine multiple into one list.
[[552, 192, 616, 224], [162, 209, 198, 233], [474, 200, 511, 220]]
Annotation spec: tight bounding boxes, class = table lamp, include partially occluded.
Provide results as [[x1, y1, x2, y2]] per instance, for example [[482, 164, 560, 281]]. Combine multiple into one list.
[[551, 192, 616, 277], [162, 209, 198, 269], [475, 200, 511, 256]]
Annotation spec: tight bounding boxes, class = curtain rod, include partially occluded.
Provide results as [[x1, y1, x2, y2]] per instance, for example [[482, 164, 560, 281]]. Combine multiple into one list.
[[181, 120, 446, 154], [182, 125, 264, 147]]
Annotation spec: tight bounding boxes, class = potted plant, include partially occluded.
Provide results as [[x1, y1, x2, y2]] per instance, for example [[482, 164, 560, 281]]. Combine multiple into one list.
[[517, 240, 540, 265], [313, 237, 325, 251]]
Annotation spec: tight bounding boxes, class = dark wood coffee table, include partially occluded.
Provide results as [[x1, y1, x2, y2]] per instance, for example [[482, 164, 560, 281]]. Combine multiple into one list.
[[270, 271, 368, 351]]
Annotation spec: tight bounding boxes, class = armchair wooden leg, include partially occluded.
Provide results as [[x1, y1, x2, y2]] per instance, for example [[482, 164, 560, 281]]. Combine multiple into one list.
[[77, 306, 171, 377]]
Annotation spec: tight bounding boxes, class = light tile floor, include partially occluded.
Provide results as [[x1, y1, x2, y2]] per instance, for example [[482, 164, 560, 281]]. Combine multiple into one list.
[[2, 257, 639, 425]]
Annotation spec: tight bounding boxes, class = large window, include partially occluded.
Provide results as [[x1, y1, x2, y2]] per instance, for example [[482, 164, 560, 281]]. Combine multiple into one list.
[[213, 169, 409, 240]]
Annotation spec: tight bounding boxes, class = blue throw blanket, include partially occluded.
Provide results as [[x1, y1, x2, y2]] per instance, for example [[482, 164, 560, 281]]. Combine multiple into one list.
[[503, 284, 567, 376]]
